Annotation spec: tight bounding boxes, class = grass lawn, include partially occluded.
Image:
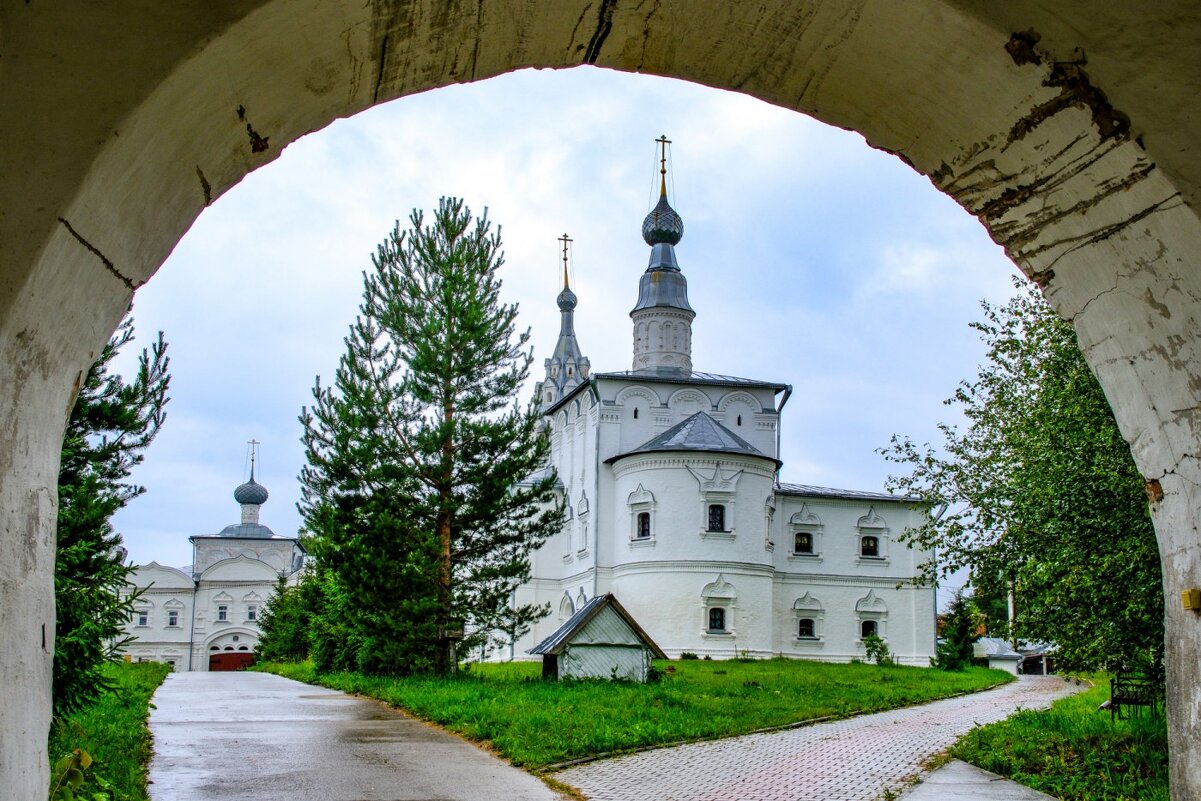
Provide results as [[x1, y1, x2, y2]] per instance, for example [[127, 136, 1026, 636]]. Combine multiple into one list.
[[259, 658, 1011, 769], [48, 661, 171, 800], [952, 676, 1168, 801]]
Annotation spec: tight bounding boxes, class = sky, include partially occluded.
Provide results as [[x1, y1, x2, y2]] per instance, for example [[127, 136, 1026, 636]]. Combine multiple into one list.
[[111, 66, 1021, 573]]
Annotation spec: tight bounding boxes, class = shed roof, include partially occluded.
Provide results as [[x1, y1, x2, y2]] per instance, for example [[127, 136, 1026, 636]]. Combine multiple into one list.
[[527, 594, 667, 659]]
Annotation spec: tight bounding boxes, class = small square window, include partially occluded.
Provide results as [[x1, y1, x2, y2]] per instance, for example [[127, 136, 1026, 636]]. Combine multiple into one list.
[[860, 536, 879, 557], [798, 618, 816, 638], [708, 607, 726, 632], [136, 611, 149, 627], [794, 532, 813, 554], [861, 619, 879, 639], [707, 504, 726, 532]]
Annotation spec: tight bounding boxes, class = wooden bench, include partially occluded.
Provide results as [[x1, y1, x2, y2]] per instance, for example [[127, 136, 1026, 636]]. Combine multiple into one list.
[[1108, 670, 1164, 721]]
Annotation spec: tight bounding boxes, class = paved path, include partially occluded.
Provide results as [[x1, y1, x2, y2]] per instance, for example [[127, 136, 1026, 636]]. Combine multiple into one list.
[[901, 759, 1055, 800], [554, 676, 1079, 801], [148, 671, 564, 801]]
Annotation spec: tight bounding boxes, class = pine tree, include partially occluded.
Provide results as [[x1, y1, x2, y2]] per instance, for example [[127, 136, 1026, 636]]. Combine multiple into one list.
[[300, 197, 561, 675], [55, 314, 170, 714]]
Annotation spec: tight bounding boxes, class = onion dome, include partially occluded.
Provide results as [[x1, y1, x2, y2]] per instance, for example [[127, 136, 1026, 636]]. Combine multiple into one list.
[[234, 477, 269, 506], [557, 284, 578, 311], [641, 195, 684, 247]]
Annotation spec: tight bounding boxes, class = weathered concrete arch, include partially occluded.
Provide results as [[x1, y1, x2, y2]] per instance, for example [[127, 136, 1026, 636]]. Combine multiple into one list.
[[4, 2, 1201, 798]]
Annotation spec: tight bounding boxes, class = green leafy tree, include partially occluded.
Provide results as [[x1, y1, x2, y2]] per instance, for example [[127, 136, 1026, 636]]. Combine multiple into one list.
[[934, 589, 980, 671], [882, 278, 1162, 672], [56, 314, 170, 714], [300, 197, 562, 676]]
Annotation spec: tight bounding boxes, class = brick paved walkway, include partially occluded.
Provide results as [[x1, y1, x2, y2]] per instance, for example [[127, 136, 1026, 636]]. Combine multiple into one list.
[[554, 676, 1079, 801]]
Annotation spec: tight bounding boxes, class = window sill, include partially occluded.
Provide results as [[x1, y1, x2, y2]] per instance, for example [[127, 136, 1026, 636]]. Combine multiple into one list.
[[562, 553, 574, 564], [788, 553, 822, 562], [702, 630, 734, 638], [629, 537, 656, 549], [700, 529, 736, 541], [856, 556, 889, 566], [576, 548, 591, 560], [794, 637, 824, 645]]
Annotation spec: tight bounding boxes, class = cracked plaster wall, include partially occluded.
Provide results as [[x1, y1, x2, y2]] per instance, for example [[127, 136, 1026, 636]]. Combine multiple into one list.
[[3, 1, 1201, 798]]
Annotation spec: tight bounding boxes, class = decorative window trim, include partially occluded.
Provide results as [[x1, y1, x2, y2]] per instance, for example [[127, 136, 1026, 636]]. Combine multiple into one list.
[[855, 589, 888, 641], [701, 574, 737, 636], [166, 610, 181, 628], [855, 506, 890, 563], [627, 484, 657, 544], [688, 463, 742, 539], [792, 592, 825, 644]]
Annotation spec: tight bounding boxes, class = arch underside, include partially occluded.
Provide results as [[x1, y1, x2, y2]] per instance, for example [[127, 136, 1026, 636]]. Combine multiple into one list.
[[3, 1, 1201, 798]]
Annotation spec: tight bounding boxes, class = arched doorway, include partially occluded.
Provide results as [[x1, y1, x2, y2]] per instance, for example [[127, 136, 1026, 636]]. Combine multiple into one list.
[[4, 3, 1201, 797]]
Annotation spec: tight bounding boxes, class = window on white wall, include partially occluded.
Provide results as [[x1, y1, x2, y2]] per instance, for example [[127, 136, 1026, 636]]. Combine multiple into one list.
[[708, 607, 726, 632], [707, 504, 726, 532], [627, 484, 656, 543], [861, 619, 878, 638], [636, 512, 651, 539], [246, 604, 258, 622], [217, 605, 229, 622], [167, 610, 179, 627], [798, 618, 816, 638], [135, 610, 149, 627]]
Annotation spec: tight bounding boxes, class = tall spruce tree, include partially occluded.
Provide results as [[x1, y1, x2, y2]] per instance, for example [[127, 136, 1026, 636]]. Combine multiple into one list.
[[300, 197, 561, 675], [882, 278, 1162, 672], [56, 314, 169, 714]]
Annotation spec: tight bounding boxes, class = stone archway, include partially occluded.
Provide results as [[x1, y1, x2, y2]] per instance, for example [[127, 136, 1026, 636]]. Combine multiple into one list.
[[4, 3, 1200, 797]]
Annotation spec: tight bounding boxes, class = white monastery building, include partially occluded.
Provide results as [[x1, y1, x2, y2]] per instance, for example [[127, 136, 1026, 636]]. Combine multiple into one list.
[[119, 457, 305, 671], [516, 147, 937, 665]]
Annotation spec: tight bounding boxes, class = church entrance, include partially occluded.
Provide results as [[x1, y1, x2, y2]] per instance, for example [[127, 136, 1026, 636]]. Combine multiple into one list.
[[208, 652, 256, 672]]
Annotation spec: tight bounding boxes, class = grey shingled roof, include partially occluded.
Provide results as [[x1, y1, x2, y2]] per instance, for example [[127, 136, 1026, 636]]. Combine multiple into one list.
[[775, 482, 921, 503], [528, 594, 666, 658], [595, 369, 788, 392], [607, 411, 776, 464]]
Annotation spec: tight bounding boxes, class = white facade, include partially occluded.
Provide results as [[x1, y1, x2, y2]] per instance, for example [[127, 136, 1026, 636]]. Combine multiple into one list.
[[519, 178, 937, 665], [119, 472, 305, 670]]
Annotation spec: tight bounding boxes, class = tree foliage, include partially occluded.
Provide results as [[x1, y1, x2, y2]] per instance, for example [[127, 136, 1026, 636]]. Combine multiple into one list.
[[881, 278, 1162, 672], [299, 197, 561, 675], [56, 315, 170, 715]]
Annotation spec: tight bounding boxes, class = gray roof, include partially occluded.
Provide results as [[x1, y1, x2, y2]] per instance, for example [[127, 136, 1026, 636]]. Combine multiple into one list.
[[528, 594, 666, 658], [233, 478, 269, 505], [776, 482, 921, 503], [607, 411, 776, 464], [191, 523, 283, 540], [974, 637, 1022, 660], [595, 369, 789, 392]]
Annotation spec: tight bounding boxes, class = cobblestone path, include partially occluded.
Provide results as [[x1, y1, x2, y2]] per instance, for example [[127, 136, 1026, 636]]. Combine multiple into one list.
[[554, 676, 1079, 801]]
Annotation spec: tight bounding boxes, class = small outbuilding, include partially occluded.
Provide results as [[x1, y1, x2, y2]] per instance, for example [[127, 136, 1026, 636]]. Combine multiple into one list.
[[528, 593, 667, 682], [973, 637, 1023, 675]]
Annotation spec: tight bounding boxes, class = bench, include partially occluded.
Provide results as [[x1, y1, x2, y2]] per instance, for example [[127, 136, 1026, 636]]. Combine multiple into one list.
[[1108, 670, 1164, 721]]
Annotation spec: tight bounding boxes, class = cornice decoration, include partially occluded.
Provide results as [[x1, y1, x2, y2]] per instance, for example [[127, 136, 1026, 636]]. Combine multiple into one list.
[[702, 573, 738, 599], [793, 592, 823, 612], [687, 462, 744, 493], [857, 506, 888, 530], [855, 588, 889, 613], [789, 503, 823, 528]]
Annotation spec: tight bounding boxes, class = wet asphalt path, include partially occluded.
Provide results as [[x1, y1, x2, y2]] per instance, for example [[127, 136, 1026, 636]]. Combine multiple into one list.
[[147, 671, 563, 801]]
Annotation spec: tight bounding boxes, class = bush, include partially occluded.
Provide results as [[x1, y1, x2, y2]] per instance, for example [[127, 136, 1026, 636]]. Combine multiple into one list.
[[863, 635, 894, 666]]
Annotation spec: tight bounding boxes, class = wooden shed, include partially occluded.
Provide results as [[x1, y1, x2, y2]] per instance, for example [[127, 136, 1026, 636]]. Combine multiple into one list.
[[528, 594, 667, 682]]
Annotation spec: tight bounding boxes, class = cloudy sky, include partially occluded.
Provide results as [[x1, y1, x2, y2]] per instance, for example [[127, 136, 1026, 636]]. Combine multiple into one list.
[[111, 66, 1020, 572]]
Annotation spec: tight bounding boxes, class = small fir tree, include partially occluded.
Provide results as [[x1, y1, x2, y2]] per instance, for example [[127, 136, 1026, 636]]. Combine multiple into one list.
[[56, 314, 170, 714], [934, 589, 980, 670], [300, 197, 561, 675]]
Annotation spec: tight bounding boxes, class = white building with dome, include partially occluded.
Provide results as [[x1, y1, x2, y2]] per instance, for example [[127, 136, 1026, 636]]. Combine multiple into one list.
[[118, 461, 305, 671], [515, 153, 937, 665]]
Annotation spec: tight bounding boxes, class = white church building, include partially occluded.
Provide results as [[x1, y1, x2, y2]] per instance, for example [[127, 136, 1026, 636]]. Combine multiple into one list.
[[118, 462, 305, 671], [516, 155, 937, 665]]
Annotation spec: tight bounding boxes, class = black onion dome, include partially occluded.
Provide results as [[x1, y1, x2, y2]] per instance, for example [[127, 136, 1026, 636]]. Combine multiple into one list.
[[234, 478, 269, 505], [557, 285, 578, 311], [641, 195, 684, 246]]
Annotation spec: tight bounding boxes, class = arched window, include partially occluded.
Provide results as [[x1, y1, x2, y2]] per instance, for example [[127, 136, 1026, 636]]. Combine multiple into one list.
[[860, 535, 879, 557], [237, 645, 249, 651], [794, 531, 813, 554], [798, 618, 816, 638], [708, 607, 726, 632], [209, 645, 219, 651], [707, 504, 726, 532], [633, 407, 639, 419], [636, 512, 651, 539], [736, 414, 742, 426], [861, 619, 878, 639]]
